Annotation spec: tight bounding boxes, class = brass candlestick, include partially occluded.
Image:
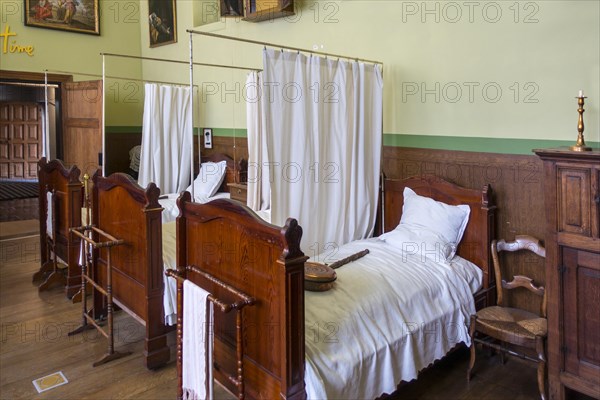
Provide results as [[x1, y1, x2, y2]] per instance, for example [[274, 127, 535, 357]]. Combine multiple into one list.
[[570, 95, 592, 151]]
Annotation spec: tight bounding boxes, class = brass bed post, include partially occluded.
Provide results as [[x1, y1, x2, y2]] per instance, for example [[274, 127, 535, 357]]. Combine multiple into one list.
[[71, 173, 91, 304]]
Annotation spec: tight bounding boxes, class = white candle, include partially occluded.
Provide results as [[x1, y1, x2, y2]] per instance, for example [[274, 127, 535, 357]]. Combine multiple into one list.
[[578, 90, 584, 97]]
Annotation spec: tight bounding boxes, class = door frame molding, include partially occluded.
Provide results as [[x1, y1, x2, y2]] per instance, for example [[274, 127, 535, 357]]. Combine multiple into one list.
[[0, 70, 73, 85], [1, 70, 73, 161]]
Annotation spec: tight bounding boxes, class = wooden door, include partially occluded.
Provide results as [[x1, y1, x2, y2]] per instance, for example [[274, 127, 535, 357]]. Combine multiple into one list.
[[0, 102, 42, 180], [562, 248, 600, 389], [62, 80, 102, 177]]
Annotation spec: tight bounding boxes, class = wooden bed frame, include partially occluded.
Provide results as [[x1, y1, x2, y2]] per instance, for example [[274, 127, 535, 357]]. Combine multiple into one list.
[[174, 174, 496, 399], [34, 157, 83, 298], [383, 175, 497, 309], [89, 153, 244, 369]]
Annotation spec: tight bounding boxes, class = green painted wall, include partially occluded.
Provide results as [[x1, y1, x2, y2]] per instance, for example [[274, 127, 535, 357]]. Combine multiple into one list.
[[143, 0, 599, 150], [0, 0, 143, 125], [4, 0, 599, 152]]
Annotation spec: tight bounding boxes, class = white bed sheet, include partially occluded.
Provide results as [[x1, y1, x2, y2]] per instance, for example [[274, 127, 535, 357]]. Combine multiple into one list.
[[161, 227, 482, 398], [159, 192, 230, 224], [304, 238, 481, 399]]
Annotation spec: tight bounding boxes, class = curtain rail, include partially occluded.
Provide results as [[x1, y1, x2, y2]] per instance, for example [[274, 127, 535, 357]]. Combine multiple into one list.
[[0, 81, 59, 88], [45, 69, 198, 88], [187, 30, 383, 66], [100, 52, 262, 72]]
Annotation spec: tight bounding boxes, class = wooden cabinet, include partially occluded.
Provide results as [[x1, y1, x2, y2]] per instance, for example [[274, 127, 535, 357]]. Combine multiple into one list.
[[535, 148, 600, 400], [227, 182, 247, 203], [243, 0, 294, 22]]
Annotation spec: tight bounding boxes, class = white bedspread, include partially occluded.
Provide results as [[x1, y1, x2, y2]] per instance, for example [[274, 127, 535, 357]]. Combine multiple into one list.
[[159, 192, 230, 224], [304, 238, 481, 399]]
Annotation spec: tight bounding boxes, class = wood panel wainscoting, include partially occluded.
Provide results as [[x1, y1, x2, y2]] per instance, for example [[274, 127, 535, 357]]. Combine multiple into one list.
[[201, 135, 249, 166], [104, 132, 249, 178], [383, 146, 546, 311], [157, 135, 550, 298], [199, 138, 547, 302], [197, 138, 547, 313], [104, 130, 143, 176]]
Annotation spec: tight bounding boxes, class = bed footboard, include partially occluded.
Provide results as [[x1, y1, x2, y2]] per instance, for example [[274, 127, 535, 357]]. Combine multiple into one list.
[[176, 193, 308, 399], [36, 157, 83, 298], [92, 172, 169, 369]]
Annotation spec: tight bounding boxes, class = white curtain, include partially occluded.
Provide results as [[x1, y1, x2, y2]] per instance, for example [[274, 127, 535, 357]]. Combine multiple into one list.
[[138, 83, 192, 194], [246, 71, 271, 211], [262, 49, 383, 254]]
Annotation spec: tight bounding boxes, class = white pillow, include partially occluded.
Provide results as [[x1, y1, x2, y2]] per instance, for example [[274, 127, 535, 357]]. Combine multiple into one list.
[[399, 187, 470, 259], [380, 224, 454, 263], [185, 161, 227, 198]]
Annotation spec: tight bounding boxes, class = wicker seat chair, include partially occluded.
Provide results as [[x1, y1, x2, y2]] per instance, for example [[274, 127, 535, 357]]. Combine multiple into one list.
[[467, 235, 547, 400]]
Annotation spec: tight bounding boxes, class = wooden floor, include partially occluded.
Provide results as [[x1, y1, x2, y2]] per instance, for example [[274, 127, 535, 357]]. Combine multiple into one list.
[[0, 220, 542, 399]]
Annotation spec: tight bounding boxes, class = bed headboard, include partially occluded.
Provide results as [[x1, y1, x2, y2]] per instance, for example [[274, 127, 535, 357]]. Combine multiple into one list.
[[383, 175, 496, 302], [200, 153, 247, 193]]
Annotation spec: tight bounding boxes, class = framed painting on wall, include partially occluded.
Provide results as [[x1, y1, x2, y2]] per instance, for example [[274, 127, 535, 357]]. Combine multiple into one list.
[[221, 0, 244, 17], [148, 0, 177, 47], [24, 0, 100, 35]]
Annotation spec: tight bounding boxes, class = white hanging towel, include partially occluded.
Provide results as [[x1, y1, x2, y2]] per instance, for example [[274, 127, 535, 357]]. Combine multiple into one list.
[[46, 191, 54, 239], [78, 239, 85, 266], [182, 280, 214, 400]]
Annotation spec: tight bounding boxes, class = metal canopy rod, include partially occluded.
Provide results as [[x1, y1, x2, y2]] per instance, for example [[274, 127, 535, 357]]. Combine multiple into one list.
[[43, 71, 49, 158], [0, 81, 59, 88], [45, 69, 198, 88], [188, 31, 195, 201], [102, 54, 106, 176], [186, 30, 383, 66], [100, 52, 261, 72]]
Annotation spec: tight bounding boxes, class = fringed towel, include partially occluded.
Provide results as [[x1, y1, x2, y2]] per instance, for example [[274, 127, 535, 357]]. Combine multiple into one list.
[[182, 280, 213, 400], [77, 236, 86, 266], [78, 207, 92, 267], [46, 191, 54, 239]]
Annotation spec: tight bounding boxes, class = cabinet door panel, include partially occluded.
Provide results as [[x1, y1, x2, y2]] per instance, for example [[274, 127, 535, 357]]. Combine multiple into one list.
[[563, 248, 600, 383], [558, 167, 591, 236]]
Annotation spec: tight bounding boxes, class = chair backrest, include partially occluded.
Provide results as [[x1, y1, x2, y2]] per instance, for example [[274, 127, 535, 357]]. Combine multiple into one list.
[[491, 235, 546, 317]]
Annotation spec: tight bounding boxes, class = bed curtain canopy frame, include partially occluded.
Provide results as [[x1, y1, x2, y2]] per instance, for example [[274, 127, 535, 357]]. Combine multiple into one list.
[[98, 53, 260, 199], [185, 30, 385, 232]]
